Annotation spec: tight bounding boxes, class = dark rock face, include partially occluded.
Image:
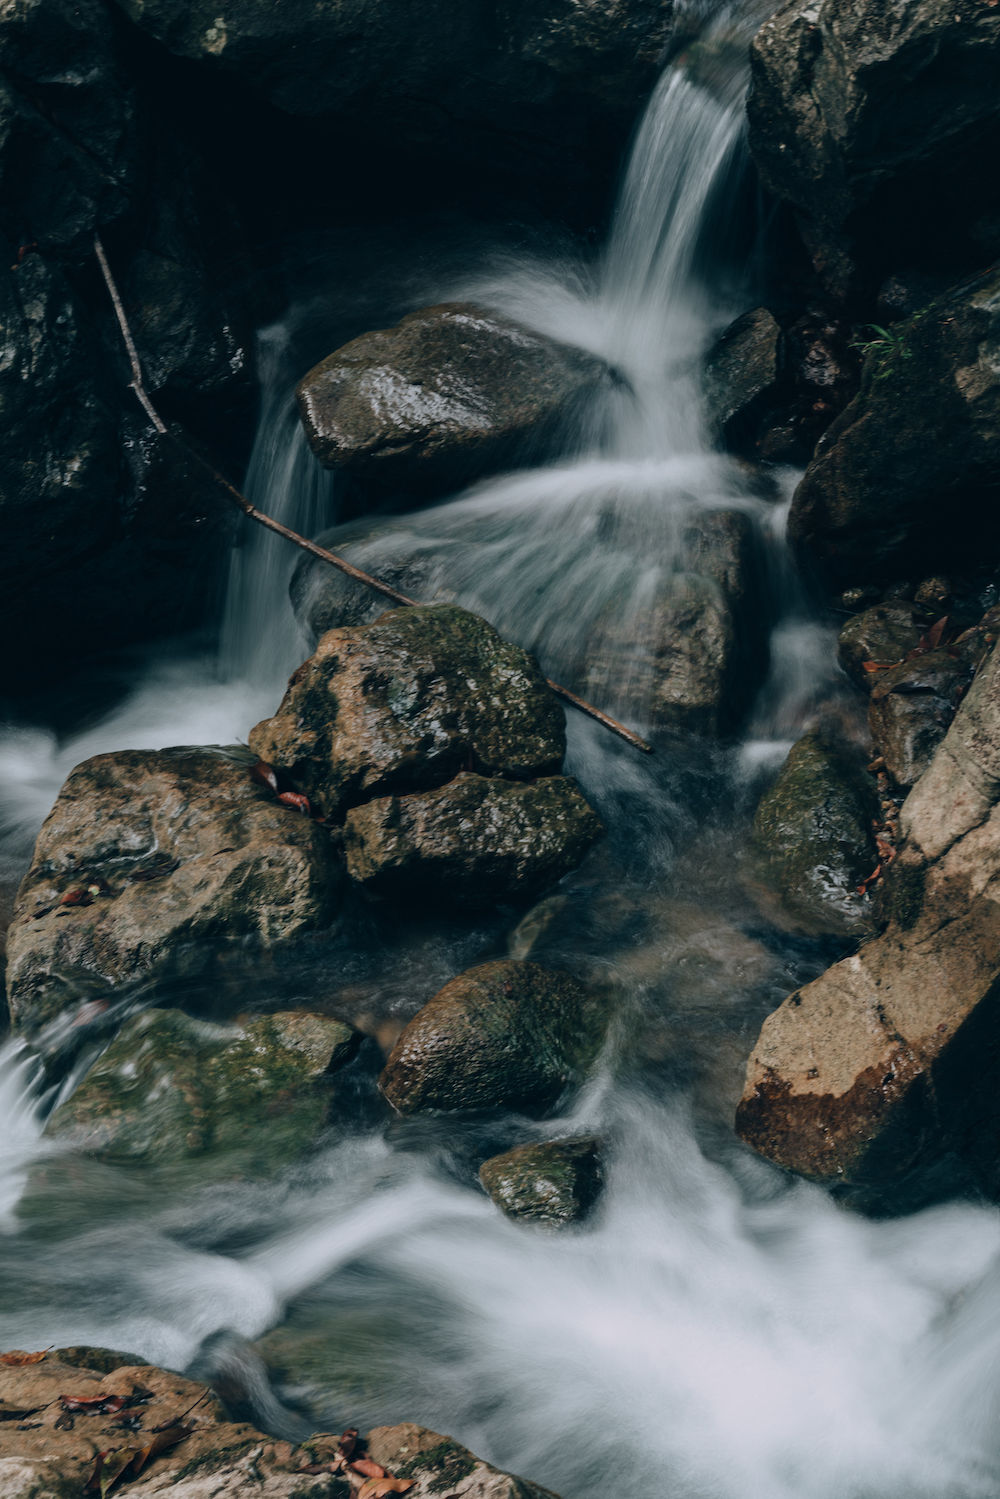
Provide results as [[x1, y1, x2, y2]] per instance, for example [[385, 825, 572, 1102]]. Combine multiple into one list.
[[344, 772, 602, 908], [5, 748, 343, 1035], [46, 1008, 360, 1172], [297, 304, 611, 507], [703, 307, 782, 447], [787, 271, 1000, 586], [250, 605, 567, 816], [748, 0, 1000, 294], [584, 508, 768, 735], [109, 0, 673, 215], [380, 960, 606, 1116], [837, 604, 922, 689], [290, 519, 458, 641], [737, 642, 1000, 1203], [479, 1136, 603, 1225], [868, 649, 977, 789], [751, 729, 878, 937]]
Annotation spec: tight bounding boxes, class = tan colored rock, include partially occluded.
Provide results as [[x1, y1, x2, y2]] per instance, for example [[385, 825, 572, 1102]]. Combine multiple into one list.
[[5, 748, 342, 1036], [0, 1353, 560, 1499], [736, 642, 1000, 1197]]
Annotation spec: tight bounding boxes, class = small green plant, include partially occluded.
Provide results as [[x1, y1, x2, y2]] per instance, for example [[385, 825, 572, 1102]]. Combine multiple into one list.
[[850, 322, 911, 361]]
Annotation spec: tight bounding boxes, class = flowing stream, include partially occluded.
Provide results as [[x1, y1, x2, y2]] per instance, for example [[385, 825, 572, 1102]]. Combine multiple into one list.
[[2, 5, 1000, 1497]]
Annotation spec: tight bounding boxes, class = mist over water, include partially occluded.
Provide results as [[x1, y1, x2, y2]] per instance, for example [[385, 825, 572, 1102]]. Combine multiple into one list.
[[1, 5, 1000, 1497]]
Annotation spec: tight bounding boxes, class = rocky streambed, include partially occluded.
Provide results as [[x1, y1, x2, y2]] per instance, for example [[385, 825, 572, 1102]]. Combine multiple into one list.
[[2, 0, 1000, 1495]]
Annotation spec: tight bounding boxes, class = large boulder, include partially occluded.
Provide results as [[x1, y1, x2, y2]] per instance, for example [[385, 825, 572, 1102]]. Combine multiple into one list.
[[296, 304, 612, 507], [46, 1008, 360, 1174], [108, 0, 673, 216], [787, 270, 1000, 586], [751, 728, 878, 936], [867, 648, 978, 790], [0, 1352, 561, 1498], [344, 772, 601, 907], [5, 748, 343, 1035], [249, 605, 566, 817], [736, 641, 1000, 1202], [583, 508, 769, 735], [479, 1136, 604, 1226], [747, 0, 1000, 294], [380, 960, 606, 1116], [702, 307, 782, 449]]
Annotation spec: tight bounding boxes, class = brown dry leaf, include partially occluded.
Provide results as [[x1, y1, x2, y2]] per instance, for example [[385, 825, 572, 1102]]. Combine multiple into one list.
[[0, 1350, 47, 1366], [861, 660, 893, 673], [60, 1393, 127, 1414], [277, 790, 312, 815], [357, 1481, 416, 1498], [129, 1421, 192, 1475], [350, 1458, 388, 1479], [251, 759, 280, 794], [83, 1447, 137, 1498], [58, 886, 92, 907]]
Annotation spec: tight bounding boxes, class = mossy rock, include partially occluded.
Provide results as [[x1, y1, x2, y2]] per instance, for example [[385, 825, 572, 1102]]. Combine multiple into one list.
[[380, 960, 607, 1117], [46, 1007, 360, 1175], [752, 729, 878, 935], [479, 1136, 603, 1226]]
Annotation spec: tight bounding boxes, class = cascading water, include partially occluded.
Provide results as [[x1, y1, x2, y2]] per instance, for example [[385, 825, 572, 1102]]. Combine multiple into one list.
[[1, 6, 999, 1498]]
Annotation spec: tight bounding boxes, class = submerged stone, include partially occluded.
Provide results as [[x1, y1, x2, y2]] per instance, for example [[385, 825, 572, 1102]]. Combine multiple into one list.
[[479, 1136, 604, 1226], [380, 960, 606, 1116], [46, 1008, 361, 1173]]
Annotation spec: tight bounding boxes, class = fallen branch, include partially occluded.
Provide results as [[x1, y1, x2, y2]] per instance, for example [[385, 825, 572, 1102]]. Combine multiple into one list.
[[94, 235, 653, 755]]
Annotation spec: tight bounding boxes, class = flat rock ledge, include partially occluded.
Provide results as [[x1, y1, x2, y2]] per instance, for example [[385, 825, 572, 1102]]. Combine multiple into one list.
[[736, 640, 1000, 1203], [0, 1350, 559, 1498]]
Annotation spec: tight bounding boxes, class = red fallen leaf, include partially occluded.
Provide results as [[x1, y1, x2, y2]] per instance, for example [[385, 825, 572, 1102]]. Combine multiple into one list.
[[857, 864, 882, 895], [251, 759, 280, 794], [60, 1393, 127, 1414], [351, 1458, 388, 1479], [277, 791, 312, 815], [861, 660, 893, 673], [922, 614, 949, 652], [357, 1480, 416, 1498], [59, 887, 93, 907], [0, 1350, 47, 1365]]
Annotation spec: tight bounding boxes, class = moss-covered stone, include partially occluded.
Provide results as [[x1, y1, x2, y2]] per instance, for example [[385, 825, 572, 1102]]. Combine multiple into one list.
[[249, 605, 566, 820], [344, 772, 602, 908], [752, 729, 878, 935], [480, 1136, 603, 1226], [380, 960, 606, 1116], [46, 1008, 360, 1174]]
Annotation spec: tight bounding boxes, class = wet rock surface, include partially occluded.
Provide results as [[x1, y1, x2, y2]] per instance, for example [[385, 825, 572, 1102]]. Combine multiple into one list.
[[46, 1008, 360, 1172], [250, 605, 566, 815], [584, 508, 768, 735], [748, 0, 1000, 293], [380, 960, 606, 1116], [345, 773, 602, 909], [297, 303, 611, 506], [109, 0, 672, 216], [5, 748, 343, 1036], [737, 641, 1000, 1203], [837, 604, 923, 690], [479, 1136, 603, 1226], [751, 729, 878, 937], [0, 1352, 558, 1499], [788, 270, 1000, 586], [867, 648, 977, 790], [703, 307, 782, 448]]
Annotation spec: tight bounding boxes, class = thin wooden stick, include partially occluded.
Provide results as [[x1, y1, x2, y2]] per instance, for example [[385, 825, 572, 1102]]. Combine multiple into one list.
[[94, 234, 653, 755]]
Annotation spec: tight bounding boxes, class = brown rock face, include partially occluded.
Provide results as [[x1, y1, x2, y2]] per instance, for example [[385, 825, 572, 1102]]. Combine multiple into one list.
[[249, 604, 566, 819], [380, 960, 606, 1116], [479, 1136, 604, 1226], [736, 642, 1000, 1201], [367, 1422, 560, 1498], [297, 303, 611, 504], [5, 748, 343, 1036]]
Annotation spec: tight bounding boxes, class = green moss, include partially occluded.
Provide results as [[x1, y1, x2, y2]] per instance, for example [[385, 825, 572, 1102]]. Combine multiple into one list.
[[394, 1439, 477, 1492]]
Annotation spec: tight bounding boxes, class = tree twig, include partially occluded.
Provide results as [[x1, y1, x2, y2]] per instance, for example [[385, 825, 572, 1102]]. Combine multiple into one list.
[[93, 234, 653, 755]]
